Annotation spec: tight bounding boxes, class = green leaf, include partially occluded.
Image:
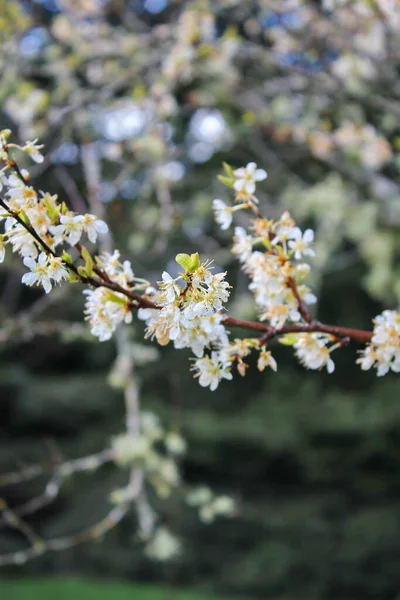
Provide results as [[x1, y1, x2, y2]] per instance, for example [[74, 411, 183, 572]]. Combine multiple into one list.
[[217, 175, 234, 188], [18, 209, 31, 226], [106, 291, 128, 306], [43, 194, 59, 222], [175, 252, 200, 273], [223, 162, 234, 178], [61, 250, 72, 264], [77, 265, 88, 278], [81, 246, 94, 276], [278, 333, 300, 346], [175, 253, 192, 272], [262, 238, 271, 250], [188, 252, 200, 271]]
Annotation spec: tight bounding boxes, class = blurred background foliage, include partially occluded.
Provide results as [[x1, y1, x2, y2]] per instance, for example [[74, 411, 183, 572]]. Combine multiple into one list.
[[1, 0, 400, 599]]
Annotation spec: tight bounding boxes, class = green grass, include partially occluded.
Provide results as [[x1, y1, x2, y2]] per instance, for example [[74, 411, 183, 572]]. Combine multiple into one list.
[[0, 577, 244, 600]]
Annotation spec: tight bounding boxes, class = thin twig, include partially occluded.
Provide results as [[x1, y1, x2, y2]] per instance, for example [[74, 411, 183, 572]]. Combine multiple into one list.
[[287, 277, 313, 324], [0, 449, 115, 530]]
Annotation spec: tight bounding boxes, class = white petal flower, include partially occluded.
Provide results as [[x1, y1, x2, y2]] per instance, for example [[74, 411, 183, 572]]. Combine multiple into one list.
[[6, 185, 38, 210], [100, 250, 121, 275], [191, 352, 233, 391], [6, 224, 39, 257], [7, 172, 29, 188], [357, 346, 377, 371], [233, 178, 255, 195], [82, 214, 109, 243], [288, 227, 315, 260], [294, 333, 335, 373], [212, 199, 232, 230], [47, 256, 69, 282], [257, 349, 278, 372], [232, 226, 253, 263], [23, 139, 44, 164], [145, 527, 181, 562], [357, 310, 400, 376], [233, 162, 267, 198], [50, 214, 85, 246], [83, 286, 132, 342], [159, 271, 181, 303], [138, 257, 231, 379], [22, 252, 53, 293]]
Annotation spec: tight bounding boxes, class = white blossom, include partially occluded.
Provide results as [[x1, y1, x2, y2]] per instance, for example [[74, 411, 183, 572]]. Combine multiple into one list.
[[5, 224, 39, 258], [100, 250, 122, 276], [288, 227, 315, 260], [271, 211, 297, 245], [6, 185, 38, 211], [84, 287, 132, 342], [159, 271, 181, 303], [357, 310, 400, 376], [98, 250, 135, 287], [26, 202, 52, 236], [22, 139, 44, 164], [50, 213, 108, 247], [257, 349, 278, 372], [232, 226, 253, 263], [139, 260, 230, 363], [50, 214, 86, 246], [165, 432, 187, 455], [233, 162, 267, 198], [191, 351, 233, 391], [22, 252, 54, 293], [212, 198, 233, 230], [294, 333, 336, 373], [82, 213, 109, 243], [145, 527, 181, 562], [47, 255, 69, 282]]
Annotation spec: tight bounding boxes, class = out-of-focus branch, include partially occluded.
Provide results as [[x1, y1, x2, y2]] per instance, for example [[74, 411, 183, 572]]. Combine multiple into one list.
[[55, 165, 88, 214], [0, 449, 114, 529], [0, 499, 45, 560], [0, 479, 141, 567], [115, 327, 156, 539], [153, 178, 175, 257]]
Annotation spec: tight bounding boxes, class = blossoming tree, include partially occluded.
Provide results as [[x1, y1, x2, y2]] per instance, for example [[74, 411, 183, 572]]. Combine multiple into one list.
[[1, 133, 397, 386], [0, 0, 400, 580]]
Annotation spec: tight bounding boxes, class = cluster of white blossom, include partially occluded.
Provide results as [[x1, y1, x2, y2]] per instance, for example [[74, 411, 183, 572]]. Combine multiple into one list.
[[186, 485, 236, 524], [112, 411, 185, 499], [232, 211, 317, 328], [357, 310, 400, 376], [190, 351, 233, 392], [0, 136, 108, 259], [2, 133, 400, 388], [0, 152, 108, 273], [0, 131, 136, 342], [214, 164, 316, 326], [83, 251, 137, 341], [21, 253, 69, 294], [212, 161, 268, 230], [138, 255, 235, 390], [293, 333, 337, 374], [213, 163, 340, 374], [144, 526, 182, 562], [190, 326, 280, 391]]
